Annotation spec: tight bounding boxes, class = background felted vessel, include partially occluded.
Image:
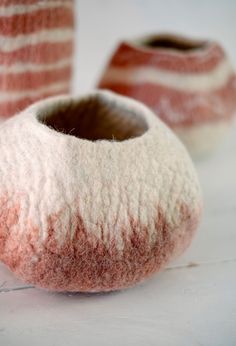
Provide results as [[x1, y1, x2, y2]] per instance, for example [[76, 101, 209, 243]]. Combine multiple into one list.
[[0, 90, 202, 292], [98, 33, 236, 157], [0, 0, 74, 121]]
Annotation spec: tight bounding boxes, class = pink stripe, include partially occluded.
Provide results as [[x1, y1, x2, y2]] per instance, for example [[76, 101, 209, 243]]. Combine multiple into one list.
[[0, 0, 40, 5], [99, 75, 236, 126], [0, 41, 73, 65], [108, 42, 226, 73], [0, 66, 71, 91], [0, 7, 74, 37]]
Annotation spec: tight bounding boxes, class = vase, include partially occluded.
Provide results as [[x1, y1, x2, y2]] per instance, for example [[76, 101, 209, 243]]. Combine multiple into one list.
[[0, 90, 202, 292], [0, 0, 74, 121], [98, 33, 236, 157]]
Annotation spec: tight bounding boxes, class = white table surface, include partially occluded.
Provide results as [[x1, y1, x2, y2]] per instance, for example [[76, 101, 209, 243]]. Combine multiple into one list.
[[0, 1, 236, 345]]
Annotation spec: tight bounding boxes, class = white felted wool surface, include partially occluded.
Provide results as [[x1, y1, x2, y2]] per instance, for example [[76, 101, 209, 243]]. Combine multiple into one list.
[[0, 90, 202, 292]]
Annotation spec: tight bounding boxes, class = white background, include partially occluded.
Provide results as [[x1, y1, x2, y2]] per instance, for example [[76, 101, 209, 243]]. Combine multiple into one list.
[[1, 1, 236, 345]]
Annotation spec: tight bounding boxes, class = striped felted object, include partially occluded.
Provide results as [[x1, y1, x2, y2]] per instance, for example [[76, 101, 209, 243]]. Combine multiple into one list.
[[98, 33, 236, 157], [0, 0, 74, 121], [0, 91, 202, 292]]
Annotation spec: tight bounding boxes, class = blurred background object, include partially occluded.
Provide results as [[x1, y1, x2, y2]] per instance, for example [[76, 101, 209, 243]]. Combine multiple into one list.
[[0, 0, 74, 121], [74, 0, 236, 94], [97, 33, 236, 157]]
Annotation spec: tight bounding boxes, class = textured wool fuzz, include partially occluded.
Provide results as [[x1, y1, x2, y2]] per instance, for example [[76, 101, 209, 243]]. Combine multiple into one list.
[[0, 90, 202, 292], [98, 33, 236, 157], [0, 0, 74, 121]]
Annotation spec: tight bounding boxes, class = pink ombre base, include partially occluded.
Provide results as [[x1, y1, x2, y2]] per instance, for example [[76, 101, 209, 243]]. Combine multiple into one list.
[[0, 195, 201, 292]]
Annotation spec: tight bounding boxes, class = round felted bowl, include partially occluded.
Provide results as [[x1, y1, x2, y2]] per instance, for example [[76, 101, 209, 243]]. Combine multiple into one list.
[[98, 33, 236, 157], [0, 90, 202, 292]]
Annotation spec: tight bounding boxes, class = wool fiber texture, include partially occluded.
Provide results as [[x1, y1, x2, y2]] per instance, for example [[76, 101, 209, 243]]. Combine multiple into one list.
[[0, 0, 74, 121], [0, 91, 202, 292]]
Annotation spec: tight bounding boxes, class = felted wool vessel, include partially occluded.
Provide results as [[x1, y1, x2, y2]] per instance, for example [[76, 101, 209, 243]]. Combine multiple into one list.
[[0, 0, 74, 121], [0, 90, 202, 292], [98, 33, 236, 157]]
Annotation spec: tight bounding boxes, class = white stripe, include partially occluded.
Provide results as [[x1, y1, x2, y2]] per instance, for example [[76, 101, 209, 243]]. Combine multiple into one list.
[[0, 1, 72, 16], [102, 59, 233, 92], [175, 120, 231, 157], [0, 57, 72, 73], [0, 81, 69, 102], [0, 28, 73, 52]]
